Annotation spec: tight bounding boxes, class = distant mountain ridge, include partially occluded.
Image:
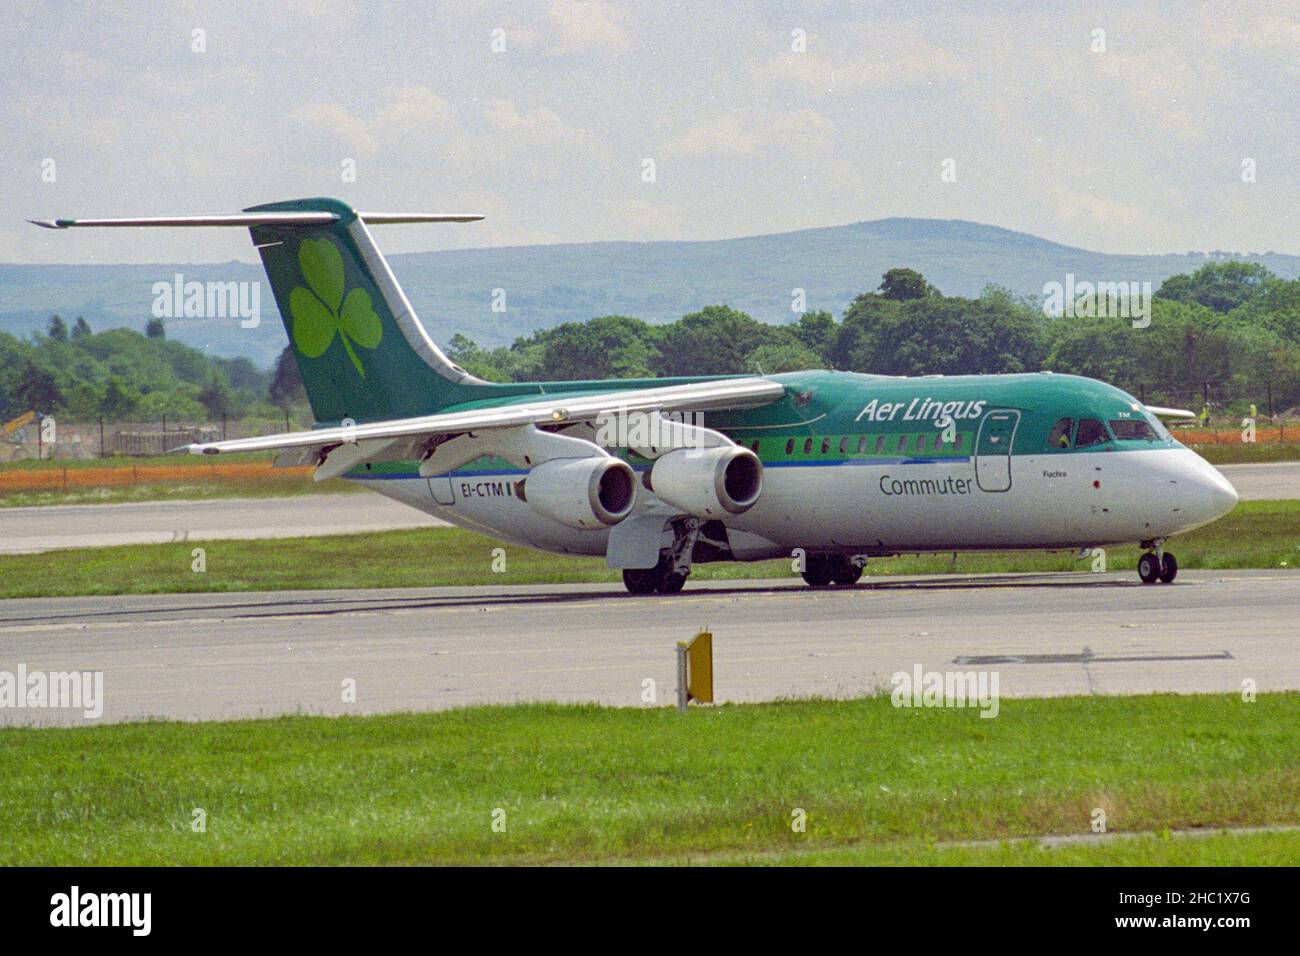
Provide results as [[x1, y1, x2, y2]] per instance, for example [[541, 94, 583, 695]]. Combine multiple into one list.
[[3, 218, 1296, 368]]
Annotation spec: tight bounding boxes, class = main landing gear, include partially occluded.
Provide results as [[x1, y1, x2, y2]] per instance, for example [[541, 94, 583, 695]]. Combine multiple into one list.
[[622, 558, 688, 595], [622, 517, 698, 595], [800, 554, 865, 588], [1137, 540, 1178, 585]]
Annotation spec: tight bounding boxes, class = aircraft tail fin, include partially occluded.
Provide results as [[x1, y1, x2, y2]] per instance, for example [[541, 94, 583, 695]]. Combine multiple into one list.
[[33, 197, 488, 423]]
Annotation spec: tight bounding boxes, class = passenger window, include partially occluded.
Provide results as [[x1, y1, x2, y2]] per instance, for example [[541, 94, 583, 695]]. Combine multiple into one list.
[[751, 440, 760, 453], [875, 435, 885, 454], [803, 437, 813, 454], [857, 436, 868, 453], [1075, 419, 1109, 448], [954, 433, 964, 451], [1048, 417, 1073, 449], [839, 436, 849, 454], [896, 434, 907, 453], [785, 438, 794, 455], [820, 437, 830, 454]]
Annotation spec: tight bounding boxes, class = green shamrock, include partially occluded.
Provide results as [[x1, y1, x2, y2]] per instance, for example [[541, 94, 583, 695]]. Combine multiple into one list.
[[289, 237, 382, 377]]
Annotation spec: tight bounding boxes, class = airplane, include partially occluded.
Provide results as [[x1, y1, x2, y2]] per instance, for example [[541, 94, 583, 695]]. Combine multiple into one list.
[[32, 197, 1239, 591]]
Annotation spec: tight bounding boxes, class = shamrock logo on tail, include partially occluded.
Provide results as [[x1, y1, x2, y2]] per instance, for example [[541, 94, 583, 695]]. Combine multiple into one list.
[[289, 237, 382, 377]]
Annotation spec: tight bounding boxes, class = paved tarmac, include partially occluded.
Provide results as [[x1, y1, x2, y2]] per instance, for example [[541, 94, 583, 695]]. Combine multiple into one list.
[[0, 570, 1294, 726]]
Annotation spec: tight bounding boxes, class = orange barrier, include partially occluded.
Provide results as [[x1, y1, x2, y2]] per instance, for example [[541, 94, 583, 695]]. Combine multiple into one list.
[[0, 461, 313, 494], [1175, 426, 1295, 444]]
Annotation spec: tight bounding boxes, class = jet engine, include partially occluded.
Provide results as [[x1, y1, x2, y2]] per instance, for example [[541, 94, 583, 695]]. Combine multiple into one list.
[[520, 457, 637, 529], [648, 446, 763, 517]]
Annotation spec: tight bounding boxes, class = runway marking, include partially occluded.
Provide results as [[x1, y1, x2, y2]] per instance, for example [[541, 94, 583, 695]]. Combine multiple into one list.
[[955, 650, 1235, 665]]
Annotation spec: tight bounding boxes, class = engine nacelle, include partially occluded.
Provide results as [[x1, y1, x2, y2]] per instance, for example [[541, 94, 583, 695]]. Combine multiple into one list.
[[648, 446, 763, 517], [521, 457, 637, 529]]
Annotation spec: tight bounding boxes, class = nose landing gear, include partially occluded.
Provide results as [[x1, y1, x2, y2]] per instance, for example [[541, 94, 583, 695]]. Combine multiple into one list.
[[1138, 540, 1178, 584]]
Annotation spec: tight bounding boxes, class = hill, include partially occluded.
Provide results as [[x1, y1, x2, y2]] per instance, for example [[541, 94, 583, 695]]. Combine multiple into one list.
[[2, 218, 1297, 367]]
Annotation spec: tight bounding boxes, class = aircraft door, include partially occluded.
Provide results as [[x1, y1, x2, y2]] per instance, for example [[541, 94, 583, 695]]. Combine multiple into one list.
[[975, 410, 1019, 492]]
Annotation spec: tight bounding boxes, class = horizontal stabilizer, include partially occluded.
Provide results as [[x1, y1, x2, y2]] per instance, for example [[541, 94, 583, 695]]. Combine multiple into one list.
[[29, 212, 483, 229]]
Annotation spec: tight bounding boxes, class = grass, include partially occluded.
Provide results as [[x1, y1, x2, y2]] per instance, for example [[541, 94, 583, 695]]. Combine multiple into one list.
[[702, 829, 1300, 866], [0, 478, 361, 509], [0, 500, 1295, 600], [1191, 442, 1300, 464], [0, 693, 1295, 865]]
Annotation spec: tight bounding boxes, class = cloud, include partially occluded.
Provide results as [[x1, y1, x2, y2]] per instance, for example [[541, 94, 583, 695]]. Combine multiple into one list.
[[545, 0, 628, 55], [664, 110, 835, 160]]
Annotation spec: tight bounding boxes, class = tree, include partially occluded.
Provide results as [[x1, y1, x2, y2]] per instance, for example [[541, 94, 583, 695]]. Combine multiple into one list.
[[526, 315, 660, 381], [47, 315, 68, 342], [829, 293, 904, 369], [791, 310, 837, 364], [268, 345, 308, 407], [71, 316, 92, 339], [654, 305, 781, 376], [744, 342, 822, 374], [12, 360, 64, 412], [99, 376, 140, 419], [878, 268, 934, 302], [842, 296, 1042, 376], [198, 376, 231, 418], [145, 318, 166, 339], [1155, 261, 1274, 313]]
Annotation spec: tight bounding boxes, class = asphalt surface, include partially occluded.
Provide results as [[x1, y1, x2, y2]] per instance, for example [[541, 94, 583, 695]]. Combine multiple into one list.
[[0, 461, 1293, 554], [1213, 461, 1300, 500], [0, 493, 448, 554], [0, 570, 1294, 726]]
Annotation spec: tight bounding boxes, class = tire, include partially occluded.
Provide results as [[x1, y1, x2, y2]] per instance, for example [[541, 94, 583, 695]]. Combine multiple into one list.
[[829, 557, 863, 586], [657, 571, 687, 594], [622, 568, 658, 595], [1159, 552, 1178, 584], [801, 555, 834, 587], [1137, 552, 1161, 584]]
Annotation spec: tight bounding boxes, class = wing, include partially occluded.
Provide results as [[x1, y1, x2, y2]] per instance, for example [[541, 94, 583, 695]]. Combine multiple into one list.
[[183, 377, 786, 464], [1145, 405, 1198, 423]]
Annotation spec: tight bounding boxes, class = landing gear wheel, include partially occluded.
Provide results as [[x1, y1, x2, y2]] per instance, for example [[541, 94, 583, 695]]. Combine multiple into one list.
[[1159, 552, 1178, 583], [622, 560, 690, 595], [1137, 552, 1161, 584], [828, 556, 863, 586], [800, 555, 835, 587], [658, 571, 687, 594], [622, 568, 658, 595]]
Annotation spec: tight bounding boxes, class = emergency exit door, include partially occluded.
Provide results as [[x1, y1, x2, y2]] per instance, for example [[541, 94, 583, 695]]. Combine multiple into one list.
[[975, 410, 1019, 492]]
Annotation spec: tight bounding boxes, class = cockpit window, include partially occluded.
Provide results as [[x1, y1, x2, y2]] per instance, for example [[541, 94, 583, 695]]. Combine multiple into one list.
[[1047, 417, 1073, 449], [1109, 419, 1158, 441], [1075, 418, 1109, 448], [1146, 413, 1173, 441]]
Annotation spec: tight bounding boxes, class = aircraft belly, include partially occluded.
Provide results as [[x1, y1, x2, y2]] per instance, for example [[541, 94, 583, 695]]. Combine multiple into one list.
[[354, 475, 609, 555]]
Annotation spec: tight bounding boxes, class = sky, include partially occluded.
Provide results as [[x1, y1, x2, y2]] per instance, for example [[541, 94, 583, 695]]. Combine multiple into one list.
[[2, 0, 1298, 264]]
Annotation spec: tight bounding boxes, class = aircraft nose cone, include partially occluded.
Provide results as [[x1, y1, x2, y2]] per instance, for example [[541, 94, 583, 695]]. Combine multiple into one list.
[[1195, 458, 1239, 522]]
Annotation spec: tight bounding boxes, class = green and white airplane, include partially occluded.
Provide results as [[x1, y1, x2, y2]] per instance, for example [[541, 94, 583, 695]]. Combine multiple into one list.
[[33, 197, 1239, 591]]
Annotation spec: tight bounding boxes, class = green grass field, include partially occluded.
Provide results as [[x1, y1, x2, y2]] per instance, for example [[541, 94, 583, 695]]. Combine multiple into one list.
[[1192, 442, 1300, 464], [1, 693, 1294, 865], [0, 500, 1294, 599]]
